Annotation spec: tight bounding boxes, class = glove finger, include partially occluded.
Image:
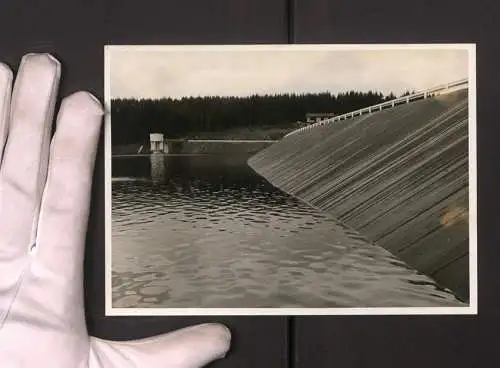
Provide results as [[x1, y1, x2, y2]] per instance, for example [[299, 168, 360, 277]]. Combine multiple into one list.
[[0, 54, 60, 286], [0, 62, 13, 164], [30, 91, 103, 318], [89, 323, 231, 368]]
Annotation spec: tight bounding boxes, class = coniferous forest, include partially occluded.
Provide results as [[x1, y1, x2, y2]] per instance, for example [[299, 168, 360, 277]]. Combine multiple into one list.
[[111, 90, 400, 146]]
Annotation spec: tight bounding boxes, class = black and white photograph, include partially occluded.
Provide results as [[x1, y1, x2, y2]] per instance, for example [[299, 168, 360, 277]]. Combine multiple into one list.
[[105, 44, 476, 315]]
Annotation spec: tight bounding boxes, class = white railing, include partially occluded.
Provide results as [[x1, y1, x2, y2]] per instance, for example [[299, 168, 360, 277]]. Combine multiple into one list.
[[285, 78, 469, 138]]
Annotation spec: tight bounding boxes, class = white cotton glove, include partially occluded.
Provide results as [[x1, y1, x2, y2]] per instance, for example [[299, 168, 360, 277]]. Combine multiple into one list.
[[0, 54, 231, 368]]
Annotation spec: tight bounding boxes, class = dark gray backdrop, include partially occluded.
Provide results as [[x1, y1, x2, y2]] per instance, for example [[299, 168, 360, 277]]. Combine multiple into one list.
[[0, 1, 497, 367]]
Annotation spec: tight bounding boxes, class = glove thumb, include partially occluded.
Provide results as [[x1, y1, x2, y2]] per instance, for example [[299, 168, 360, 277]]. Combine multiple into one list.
[[89, 323, 231, 368]]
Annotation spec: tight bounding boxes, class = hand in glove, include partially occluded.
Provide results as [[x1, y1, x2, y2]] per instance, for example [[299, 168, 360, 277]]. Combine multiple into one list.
[[0, 53, 231, 368]]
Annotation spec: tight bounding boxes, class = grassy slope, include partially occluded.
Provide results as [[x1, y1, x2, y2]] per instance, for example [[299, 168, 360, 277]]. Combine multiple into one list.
[[185, 125, 296, 140]]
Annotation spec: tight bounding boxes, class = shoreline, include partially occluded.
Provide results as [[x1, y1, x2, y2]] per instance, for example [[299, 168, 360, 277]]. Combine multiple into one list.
[[112, 140, 278, 156], [112, 126, 294, 156]]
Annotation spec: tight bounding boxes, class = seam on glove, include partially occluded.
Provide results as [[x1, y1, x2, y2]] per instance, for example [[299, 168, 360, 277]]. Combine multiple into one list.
[[0, 257, 32, 330]]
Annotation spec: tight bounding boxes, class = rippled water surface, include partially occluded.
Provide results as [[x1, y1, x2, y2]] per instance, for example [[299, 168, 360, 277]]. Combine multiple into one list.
[[112, 154, 463, 308]]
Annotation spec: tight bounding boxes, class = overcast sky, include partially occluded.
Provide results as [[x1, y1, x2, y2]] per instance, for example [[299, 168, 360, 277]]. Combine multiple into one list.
[[108, 46, 470, 99]]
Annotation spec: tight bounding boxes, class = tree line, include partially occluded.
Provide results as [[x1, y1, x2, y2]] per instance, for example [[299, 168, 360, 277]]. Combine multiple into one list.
[[111, 90, 405, 146]]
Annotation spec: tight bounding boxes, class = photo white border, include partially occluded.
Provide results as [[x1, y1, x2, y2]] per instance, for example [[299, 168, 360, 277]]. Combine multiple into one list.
[[104, 44, 477, 316]]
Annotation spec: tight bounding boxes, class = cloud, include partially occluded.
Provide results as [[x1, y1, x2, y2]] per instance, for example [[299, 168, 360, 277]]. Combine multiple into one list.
[[109, 46, 470, 99]]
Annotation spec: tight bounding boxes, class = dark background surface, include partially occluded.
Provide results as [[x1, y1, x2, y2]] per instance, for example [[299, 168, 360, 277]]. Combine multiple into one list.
[[0, 0, 498, 367]]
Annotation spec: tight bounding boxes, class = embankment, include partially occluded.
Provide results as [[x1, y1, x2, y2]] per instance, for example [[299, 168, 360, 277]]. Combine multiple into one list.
[[112, 126, 294, 156], [175, 141, 273, 154], [112, 141, 273, 155], [248, 89, 470, 301]]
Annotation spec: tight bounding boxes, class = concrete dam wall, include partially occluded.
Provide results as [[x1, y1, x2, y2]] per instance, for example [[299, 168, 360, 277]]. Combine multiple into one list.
[[248, 89, 470, 301], [171, 140, 274, 155]]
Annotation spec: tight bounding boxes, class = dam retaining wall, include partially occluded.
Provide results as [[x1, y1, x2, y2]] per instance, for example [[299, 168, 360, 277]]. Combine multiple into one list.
[[174, 141, 273, 154], [248, 89, 470, 301], [112, 141, 274, 156]]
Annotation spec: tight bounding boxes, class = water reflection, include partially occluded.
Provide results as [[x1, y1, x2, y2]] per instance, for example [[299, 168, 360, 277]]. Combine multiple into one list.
[[111, 154, 464, 308], [149, 153, 165, 183]]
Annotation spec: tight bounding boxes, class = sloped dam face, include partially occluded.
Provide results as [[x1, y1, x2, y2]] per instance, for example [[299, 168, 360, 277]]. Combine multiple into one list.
[[248, 89, 470, 302]]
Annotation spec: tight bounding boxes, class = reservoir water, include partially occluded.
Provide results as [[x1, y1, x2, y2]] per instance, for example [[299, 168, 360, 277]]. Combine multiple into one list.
[[111, 154, 463, 308]]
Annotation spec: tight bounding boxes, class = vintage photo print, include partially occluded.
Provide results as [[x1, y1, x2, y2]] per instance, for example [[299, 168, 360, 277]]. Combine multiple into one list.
[[104, 44, 476, 316]]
